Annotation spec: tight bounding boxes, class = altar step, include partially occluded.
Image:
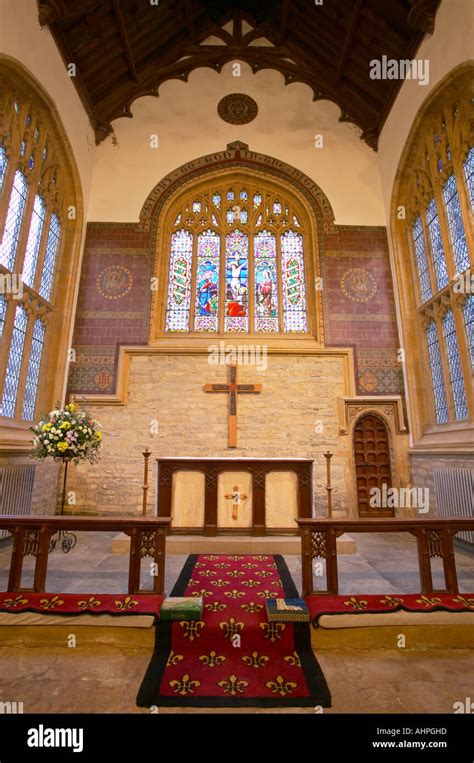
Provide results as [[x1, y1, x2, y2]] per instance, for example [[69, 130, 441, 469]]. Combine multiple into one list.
[[111, 533, 356, 555]]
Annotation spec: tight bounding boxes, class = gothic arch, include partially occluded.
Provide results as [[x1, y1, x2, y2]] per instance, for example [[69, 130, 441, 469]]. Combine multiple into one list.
[[138, 141, 335, 233]]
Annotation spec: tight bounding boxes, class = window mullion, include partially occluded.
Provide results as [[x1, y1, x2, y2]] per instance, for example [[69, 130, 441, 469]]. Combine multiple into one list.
[[276, 231, 284, 333], [249, 230, 254, 334]]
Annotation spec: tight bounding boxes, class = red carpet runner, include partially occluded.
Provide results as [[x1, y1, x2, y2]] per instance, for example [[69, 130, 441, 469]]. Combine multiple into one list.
[[137, 554, 331, 708]]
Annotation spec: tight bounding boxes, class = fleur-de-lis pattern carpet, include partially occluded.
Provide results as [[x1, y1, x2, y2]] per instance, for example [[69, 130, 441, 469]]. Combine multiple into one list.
[[137, 554, 331, 708]]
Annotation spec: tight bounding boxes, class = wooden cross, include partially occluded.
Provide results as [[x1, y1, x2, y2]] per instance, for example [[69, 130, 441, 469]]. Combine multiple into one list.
[[204, 362, 262, 448]]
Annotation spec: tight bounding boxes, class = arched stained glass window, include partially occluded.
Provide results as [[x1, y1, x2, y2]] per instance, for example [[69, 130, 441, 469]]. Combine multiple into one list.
[[0, 78, 68, 424], [164, 180, 310, 335]]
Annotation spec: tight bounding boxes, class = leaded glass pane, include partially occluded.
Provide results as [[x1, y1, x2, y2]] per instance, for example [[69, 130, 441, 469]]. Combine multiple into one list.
[[0, 170, 28, 270], [443, 175, 469, 273], [425, 199, 448, 290], [23, 195, 45, 288], [0, 295, 6, 339], [442, 309, 468, 420], [39, 214, 60, 301], [463, 296, 474, 368], [281, 230, 307, 332], [254, 230, 278, 333], [463, 147, 474, 208], [426, 321, 449, 424], [225, 229, 248, 332], [165, 229, 193, 332], [412, 216, 432, 302], [22, 319, 45, 420], [0, 145, 8, 192], [194, 230, 220, 332], [0, 305, 28, 417]]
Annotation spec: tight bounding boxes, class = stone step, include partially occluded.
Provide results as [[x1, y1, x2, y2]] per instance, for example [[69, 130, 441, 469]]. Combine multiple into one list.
[[112, 532, 356, 555]]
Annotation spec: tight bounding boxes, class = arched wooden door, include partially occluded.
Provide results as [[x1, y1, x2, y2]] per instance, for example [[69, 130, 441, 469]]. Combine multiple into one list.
[[354, 414, 393, 518]]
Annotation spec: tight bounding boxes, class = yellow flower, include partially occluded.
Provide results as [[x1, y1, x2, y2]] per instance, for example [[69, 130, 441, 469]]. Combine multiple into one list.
[[42, 423, 52, 431], [59, 421, 71, 430], [96, 431, 102, 441], [66, 403, 76, 413], [56, 442, 69, 452]]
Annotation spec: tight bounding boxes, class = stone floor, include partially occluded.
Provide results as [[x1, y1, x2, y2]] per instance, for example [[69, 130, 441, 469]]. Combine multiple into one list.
[[0, 532, 472, 714]]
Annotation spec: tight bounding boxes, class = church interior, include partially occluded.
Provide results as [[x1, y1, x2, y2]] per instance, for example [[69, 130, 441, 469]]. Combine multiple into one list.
[[0, 0, 472, 725]]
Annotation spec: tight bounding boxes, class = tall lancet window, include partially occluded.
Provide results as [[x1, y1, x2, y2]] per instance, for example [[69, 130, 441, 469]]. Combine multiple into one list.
[[163, 180, 310, 335], [400, 76, 473, 431], [0, 82, 66, 423]]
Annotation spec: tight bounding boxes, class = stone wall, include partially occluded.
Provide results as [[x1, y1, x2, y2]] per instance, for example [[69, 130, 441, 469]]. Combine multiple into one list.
[[67, 352, 355, 519]]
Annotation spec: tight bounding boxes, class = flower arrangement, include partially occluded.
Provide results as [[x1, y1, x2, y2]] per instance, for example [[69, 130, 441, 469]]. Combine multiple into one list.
[[31, 402, 102, 464]]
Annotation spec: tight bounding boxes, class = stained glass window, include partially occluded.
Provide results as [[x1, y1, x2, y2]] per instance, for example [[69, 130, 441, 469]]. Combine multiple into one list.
[[412, 216, 432, 302], [281, 230, 307, 332], [0, 170, 28, 270], [39, 213, 60, 301], [443, 175, 469, 273], [164, 183, 309, 335], [254, 231, 278, 333], [463, 147, 474, 208], [0, 295, 6, 339], [0, 305, 28, 417], [425, 199, 448, 291], [165, 229, 193, 332], [23, 195, 45, 288], [463, 296, 474, 368], [442, 309, 468, 420], [225, 229, 248, 332], [22, 319, 45, 420], [426, 321, 448, 424], [0, 145, 8, 191], [194, 231, 220, 332]]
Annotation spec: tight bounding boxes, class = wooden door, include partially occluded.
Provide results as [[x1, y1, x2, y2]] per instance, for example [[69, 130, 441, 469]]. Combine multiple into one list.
[[354, 414, 393, 517]]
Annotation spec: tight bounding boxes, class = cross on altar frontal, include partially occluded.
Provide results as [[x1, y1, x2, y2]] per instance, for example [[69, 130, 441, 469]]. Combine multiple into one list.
[[204, 362, 262, 448]]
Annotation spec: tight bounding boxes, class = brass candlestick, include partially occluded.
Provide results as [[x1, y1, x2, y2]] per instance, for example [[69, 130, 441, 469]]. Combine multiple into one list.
[[323, 450, 333, 518], [142, 448, 151, 516]]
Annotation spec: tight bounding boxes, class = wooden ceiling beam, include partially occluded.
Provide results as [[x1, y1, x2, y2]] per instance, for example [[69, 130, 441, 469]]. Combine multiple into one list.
[[279, 0, 290, 44], [111, 0, 138, 83], [184, 0, 196, 43], [334, 0, 364, 86]]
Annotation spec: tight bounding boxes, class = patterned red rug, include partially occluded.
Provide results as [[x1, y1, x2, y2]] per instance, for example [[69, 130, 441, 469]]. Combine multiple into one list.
[[137, 554, 331, 708]]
